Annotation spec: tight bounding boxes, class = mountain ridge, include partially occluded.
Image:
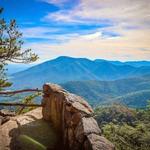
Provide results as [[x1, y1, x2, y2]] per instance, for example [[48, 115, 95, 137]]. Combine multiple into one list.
[[62, 74, 150, 108], [10, 56, 150, 89]]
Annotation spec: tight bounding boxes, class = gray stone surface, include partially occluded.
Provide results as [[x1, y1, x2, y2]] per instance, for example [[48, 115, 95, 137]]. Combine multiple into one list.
[[86, 134, 115, 150], [75, 117, 101, 143], [42, 83, 115, 150]]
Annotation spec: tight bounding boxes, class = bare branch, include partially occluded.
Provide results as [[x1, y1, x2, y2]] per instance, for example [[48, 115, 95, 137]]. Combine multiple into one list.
[[0, 88, 42, 95], [0, 102, 42, 107]]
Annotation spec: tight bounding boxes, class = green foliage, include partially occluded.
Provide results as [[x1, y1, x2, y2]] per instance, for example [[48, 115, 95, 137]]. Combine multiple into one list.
[[94, 104, 137, 126], [15, 92, 42, 114], [94, 102, 150, 150], [0, 8, 38, 90], [146, 100, 150, 110], [103, 123, 150, 150], [136, 100, 150, 123], [0, 63, 12, 90]]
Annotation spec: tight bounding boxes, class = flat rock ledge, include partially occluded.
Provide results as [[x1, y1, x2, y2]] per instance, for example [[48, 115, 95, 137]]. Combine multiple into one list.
[[42, 83, 115, 150], [0, 108, 60, 150], [0, 108, 42, 150]]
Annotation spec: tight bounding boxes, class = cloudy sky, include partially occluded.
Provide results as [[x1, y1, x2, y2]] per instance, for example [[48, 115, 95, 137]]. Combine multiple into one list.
[[1, 0, 150, 62]]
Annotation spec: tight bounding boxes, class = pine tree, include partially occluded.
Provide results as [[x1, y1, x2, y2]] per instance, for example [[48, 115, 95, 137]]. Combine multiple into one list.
[[0, 8, 38, 90]]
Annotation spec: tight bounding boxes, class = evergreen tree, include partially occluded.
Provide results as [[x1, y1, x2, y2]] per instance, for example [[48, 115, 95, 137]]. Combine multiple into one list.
[[0, 8, 38, 90]]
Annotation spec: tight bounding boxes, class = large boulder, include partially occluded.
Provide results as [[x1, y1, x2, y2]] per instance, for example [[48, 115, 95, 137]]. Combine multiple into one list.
[[42, 83, 115, 150]]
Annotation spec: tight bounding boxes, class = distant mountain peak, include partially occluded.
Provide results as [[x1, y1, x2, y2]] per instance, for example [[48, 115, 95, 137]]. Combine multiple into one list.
[[10, 56, 150, 90], [55, 56, 75, 60]]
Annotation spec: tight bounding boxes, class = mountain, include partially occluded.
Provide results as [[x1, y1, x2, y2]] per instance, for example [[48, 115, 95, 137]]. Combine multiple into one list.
[[10, 56, 150, 89], [110, 89, 150, 108], [61, 75, 150, 108], [125, 61, 150, 67], [95, 59, 150, 67], [95, 59, 124, 66]]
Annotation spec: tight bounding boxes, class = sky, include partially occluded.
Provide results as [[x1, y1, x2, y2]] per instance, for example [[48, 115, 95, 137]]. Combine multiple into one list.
[[1, 0, 150, 62]]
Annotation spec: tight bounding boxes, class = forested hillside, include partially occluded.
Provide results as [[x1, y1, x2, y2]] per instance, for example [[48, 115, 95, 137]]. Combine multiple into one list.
[[94, 103, 150, 150], [62, 75, 150, 108]]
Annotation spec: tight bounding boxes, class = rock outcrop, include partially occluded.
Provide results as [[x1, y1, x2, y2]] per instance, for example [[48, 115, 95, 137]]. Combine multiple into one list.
[[0, 83, 114, 150], [42, 83, 114, 150], [0, 108, 60, 150]]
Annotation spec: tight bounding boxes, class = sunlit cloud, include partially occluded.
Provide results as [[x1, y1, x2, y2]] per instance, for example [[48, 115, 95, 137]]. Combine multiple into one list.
[[36, 0, 150, 61], [19, 0, 150, 61], [24, 27, 150, 62]]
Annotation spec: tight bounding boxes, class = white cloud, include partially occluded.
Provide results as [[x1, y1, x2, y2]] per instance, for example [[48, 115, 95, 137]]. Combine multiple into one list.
[[21, 27, 58, 39], [81, 32, 102, 40], [40, 0, 68, 6], [43, 0, 150, 28], [20, 26, 79, 42], [24, 27, 150, 62], [21, 26, 83, 41], [27, 0, 150, 61]]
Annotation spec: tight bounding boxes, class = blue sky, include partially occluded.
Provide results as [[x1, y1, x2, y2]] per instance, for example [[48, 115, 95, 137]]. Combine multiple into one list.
[[1, 0, 150, 62]]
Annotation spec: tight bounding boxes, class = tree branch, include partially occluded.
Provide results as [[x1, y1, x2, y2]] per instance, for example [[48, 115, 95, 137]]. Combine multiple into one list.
[[0, 88, 42, 95], [0, 102, 42, 107]]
